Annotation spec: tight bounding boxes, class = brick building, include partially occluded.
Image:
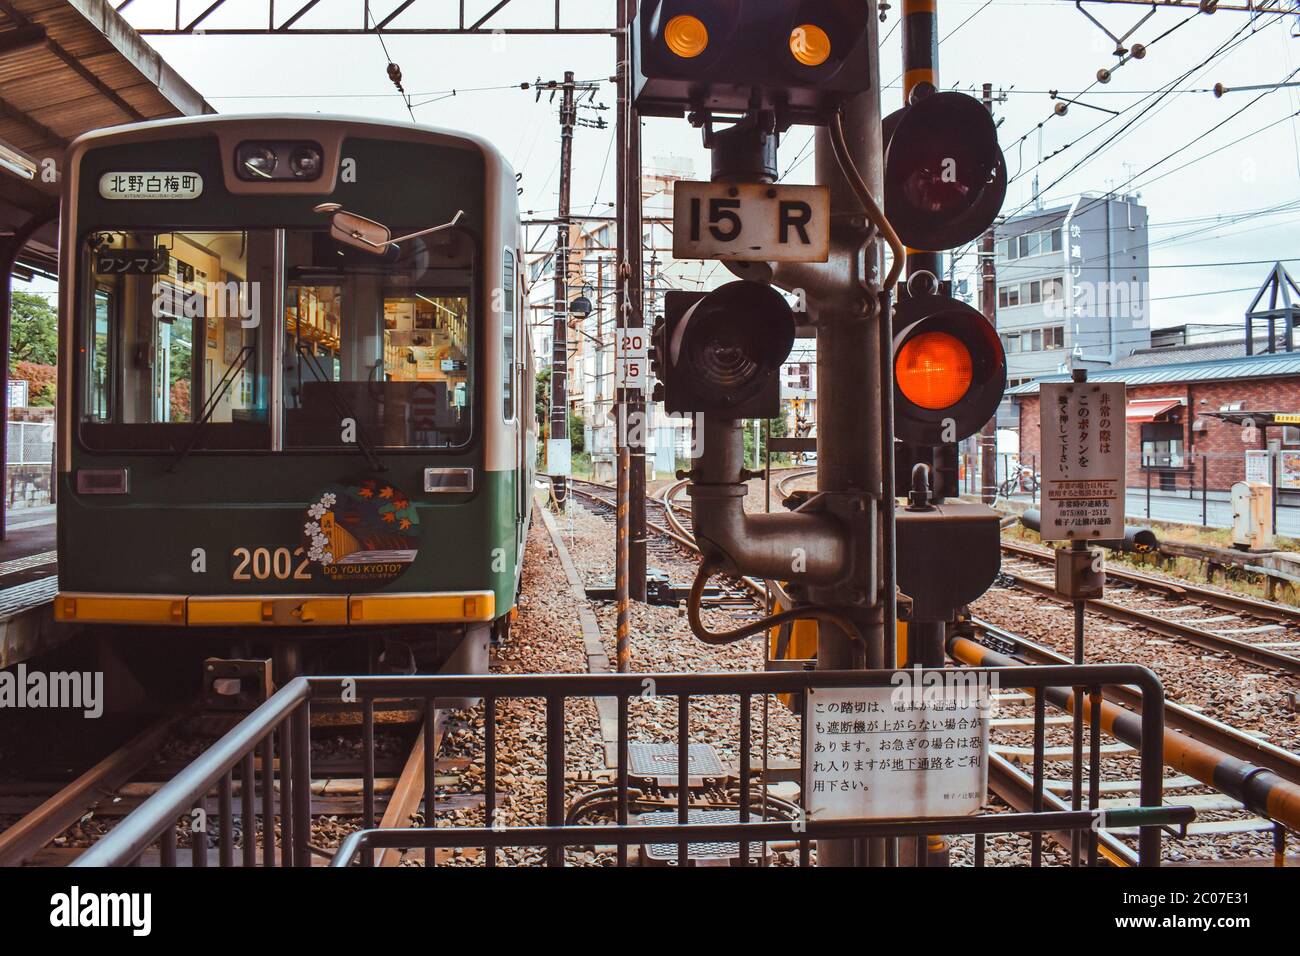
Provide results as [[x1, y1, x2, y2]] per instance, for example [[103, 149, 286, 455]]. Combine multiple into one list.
[[1010, 338, 1300, 493]]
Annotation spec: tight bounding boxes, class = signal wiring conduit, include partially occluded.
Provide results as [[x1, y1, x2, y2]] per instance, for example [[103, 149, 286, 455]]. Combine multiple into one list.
[[686, 556, 865, 648], [830, 107, 905, 292]]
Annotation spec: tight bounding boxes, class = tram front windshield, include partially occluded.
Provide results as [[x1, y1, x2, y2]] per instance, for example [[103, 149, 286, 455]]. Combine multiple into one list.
[[78, 227, 475, 452]]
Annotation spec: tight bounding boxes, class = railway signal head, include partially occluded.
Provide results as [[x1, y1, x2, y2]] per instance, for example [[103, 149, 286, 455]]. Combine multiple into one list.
[[632, 1, 874, 126], [893, 293, 1006, 448], [652, 281, 795, 418], [883, 90, 1007, 251]]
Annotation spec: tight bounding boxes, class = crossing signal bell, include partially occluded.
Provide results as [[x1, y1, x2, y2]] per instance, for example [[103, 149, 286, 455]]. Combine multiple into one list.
[[633, 1, 874, 126], [884, 90, 1008, 251], [652, 281, 795, 418], [893, 294, 1006, 449]]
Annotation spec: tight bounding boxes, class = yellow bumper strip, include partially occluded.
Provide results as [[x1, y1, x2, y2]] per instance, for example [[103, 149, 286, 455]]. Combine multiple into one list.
[[350, 592, 496, 625], [55, 591, 496, 627], [56, 593, 186, 625], [187, 596, 349, 627]]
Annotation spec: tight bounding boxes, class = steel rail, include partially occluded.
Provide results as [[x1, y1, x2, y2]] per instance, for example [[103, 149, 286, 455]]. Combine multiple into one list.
[[774, 468, 819, 500], [1003, 538, 1300, 625], [987, 752, 1138, 867], [999, 564, 1300, 676], [967, 615, 1300, 787], [0, 716, 180, 866], [951, 635, 1300, 837], [74, 680, 312, 868]]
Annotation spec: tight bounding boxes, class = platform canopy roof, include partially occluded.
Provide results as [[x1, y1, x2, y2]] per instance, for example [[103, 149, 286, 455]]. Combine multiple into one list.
[[0, 0, 212, 274]]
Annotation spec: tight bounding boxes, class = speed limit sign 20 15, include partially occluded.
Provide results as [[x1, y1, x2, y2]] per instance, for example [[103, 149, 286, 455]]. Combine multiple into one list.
[[672, 181, 831, 263], [617, 330, 648, 391]]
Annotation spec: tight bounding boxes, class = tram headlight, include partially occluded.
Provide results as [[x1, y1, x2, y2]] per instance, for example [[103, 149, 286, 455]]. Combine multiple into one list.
[[290, 146, 323, 179], [235, 141, 326, 182], [237, 144, 278, 180]]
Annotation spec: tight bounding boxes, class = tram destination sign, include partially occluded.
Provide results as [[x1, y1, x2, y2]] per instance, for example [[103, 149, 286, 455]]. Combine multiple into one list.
[[1039, 380, 1127, 542], [99, 171, 203, 201], [672, 181, 830, 263]]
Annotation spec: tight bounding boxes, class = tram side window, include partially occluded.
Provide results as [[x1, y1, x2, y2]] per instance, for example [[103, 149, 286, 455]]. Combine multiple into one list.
[[503, 248, 515, 421], [79, 230, 271, 450], [283, 228, 475, 449], [88, 290, 112, 421]]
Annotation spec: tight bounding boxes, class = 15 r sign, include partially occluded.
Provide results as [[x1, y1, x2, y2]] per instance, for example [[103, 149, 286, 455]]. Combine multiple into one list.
[[672, 182, 830, 263]]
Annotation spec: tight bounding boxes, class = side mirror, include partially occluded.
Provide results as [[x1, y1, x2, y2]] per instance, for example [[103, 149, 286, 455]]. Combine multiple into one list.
[[313, 202, 393, 254], [312, 203, 464, 256]]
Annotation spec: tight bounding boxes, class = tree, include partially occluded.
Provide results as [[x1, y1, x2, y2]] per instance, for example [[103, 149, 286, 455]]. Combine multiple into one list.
[[569, 410, 586, 454], [12, 361, 55, 407], [535, 366, 551, 439], [9, 291, 58, 368]]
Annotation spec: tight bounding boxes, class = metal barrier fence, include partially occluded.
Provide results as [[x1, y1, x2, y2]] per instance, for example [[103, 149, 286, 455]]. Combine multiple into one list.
[[6, 419, 54, 507], [6, 419, 53, 465], [74, 666, 1191, 868]]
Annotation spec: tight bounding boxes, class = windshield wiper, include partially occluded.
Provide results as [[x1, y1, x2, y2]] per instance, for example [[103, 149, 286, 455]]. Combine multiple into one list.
[[168, 346, 254, 473], [295, 344, 387, 473]]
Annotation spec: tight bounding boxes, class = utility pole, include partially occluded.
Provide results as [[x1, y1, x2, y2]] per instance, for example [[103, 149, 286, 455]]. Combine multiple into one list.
[[549, 71, 578, 508], [979, 81, 999, 506], [801, 29, 887, 871], [614, 6, 632, 670], [902, 0, 942, 287], [617, 0, 648, 603]]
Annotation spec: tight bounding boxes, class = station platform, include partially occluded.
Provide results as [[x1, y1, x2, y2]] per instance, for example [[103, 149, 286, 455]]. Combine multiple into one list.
[[0, 507, 60, 669]]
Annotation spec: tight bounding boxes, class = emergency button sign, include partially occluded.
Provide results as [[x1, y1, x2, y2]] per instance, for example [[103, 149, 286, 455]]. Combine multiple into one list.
[[1039, 381, 1127, 541]]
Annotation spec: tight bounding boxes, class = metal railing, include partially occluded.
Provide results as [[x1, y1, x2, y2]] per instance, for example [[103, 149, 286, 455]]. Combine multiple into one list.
[[75, 665, 1191, 868]]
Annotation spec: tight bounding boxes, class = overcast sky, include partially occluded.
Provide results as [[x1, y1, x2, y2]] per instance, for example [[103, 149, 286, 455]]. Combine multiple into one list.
[[116, 0, 1300, 333]]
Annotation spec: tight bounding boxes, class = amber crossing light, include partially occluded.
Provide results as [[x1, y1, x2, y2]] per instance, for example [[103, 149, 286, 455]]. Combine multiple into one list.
[[665, 14, 709, 58], [789, 24, 831, 66], [895, 331, 973, 410]]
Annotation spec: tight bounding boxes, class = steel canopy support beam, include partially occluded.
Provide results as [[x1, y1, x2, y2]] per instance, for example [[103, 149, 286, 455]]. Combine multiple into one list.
[[112, 0, 615, 34]]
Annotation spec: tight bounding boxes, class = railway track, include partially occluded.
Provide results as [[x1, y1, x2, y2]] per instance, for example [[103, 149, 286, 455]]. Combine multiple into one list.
[[1000, 540, 1300, 677], [774, 465, 1300, 676], [964, 617, 1297, 863], [0, 703, 438, 866], [567, 474, 1300, 864]]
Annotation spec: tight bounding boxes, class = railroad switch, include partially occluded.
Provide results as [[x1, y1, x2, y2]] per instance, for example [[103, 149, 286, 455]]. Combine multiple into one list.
[[586, 568, 730, 606]]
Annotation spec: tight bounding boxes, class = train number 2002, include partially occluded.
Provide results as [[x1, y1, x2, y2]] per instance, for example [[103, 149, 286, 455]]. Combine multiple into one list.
[[231, 547, 314, 581]]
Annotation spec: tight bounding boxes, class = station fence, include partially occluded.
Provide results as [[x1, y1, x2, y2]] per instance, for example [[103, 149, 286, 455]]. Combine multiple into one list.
[[5, 418, 53, 508], [964, 448, 1300, 525], [74, 665, 1191, 868]]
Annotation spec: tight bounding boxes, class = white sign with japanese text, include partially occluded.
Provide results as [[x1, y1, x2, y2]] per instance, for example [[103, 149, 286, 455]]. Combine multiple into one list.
[[616, 330, 649, 392], [806, 684, 990, 820], [1039, 381, 1127, 541], [1245, 450, 1270, 484], [99, 172, 203, 201]]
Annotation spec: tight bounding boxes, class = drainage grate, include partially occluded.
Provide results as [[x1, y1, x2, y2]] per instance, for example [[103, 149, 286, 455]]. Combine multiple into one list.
[[639, 809, 743, 862], [628, 742, 728, 781]]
